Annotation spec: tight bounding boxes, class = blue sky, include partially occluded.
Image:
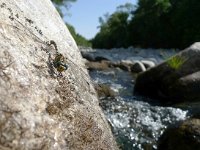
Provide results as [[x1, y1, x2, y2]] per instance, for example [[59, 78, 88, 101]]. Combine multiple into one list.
[[64, 0, 137, 39]]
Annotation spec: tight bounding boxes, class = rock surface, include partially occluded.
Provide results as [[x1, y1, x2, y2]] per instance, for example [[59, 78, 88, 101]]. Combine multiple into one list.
[[84, 59, 152, 73], [158, 118, 200, 150], [141, 60, 155, 69], [95, 84, 116, 98], [85, 61, 110, 71], [134, 42, 200, 103], [0, 0, 118, 149], [131, 61, 146, 73], [111, 60, 133, 72]]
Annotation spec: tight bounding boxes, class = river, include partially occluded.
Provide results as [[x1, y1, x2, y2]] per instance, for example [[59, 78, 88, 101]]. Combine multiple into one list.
[[81, 47, 189, 150]]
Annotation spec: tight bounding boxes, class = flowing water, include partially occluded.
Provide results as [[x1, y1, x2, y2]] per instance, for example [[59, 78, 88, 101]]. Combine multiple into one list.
[[82, 48, 189, 150]]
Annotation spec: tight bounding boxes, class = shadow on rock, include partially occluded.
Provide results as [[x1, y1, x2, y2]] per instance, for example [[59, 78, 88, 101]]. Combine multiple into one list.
[[158, 118, 200, 150]]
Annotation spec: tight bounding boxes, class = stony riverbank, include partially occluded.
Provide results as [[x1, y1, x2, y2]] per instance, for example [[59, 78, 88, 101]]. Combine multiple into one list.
[[81, 44, 200, 150]]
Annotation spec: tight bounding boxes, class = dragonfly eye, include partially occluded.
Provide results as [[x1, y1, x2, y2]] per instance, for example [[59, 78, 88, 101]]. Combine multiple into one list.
[[61, 63, 68, 70]]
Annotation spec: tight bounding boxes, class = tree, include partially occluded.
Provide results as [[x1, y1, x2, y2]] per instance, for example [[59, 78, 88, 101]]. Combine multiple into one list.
[[51, 0, 76, 7], [128, 0, 200, 49], [170, 0, 200, 48], [92, 12, 129, 48], [116, 2, 135, 14], [128, 0, 172, 48], [51, 0, 77, 17], [50, 0, 91, 47], [66, 23, 91, 47], [92, 3, 134, 49]]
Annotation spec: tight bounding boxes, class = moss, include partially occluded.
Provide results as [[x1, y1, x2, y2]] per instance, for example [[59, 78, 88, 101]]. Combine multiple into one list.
[[167, 56, 187, 70]]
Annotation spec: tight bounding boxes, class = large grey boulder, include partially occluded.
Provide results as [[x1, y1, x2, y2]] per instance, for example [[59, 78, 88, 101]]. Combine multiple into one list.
[[0, 0, 118, 149], [134, 42, 200, 103]]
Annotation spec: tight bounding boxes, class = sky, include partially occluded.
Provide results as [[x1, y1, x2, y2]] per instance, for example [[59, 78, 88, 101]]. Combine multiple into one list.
[[64, 0, 137, 40]]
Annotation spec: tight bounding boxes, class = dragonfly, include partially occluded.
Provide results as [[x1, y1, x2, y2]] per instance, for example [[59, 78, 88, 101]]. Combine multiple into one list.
[[3, 15, 95, 92]]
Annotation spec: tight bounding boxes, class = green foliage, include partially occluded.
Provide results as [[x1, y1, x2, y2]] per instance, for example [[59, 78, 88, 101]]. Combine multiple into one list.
[[129, 0, 172, 48], [66, 23, 91, 47], [50, 1, 90, 47], [92, 0, 200, 49], [92, 12, 129, 48], [51, 0, 77, 17], [129, 0, 200, 49], [51, 0, 76, 5], [92, 3, 134, 49], [170, 0, 200, 48], [167, 56, 186, 69]]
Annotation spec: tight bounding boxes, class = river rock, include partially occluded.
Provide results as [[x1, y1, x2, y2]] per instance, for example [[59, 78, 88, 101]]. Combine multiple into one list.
[[158, 118, 200, 150], [85, 60, 110, 71], [81, 53, 110, 62], [134, 42, 200, 103], [110, 60, 133, 72], [95, 56, 110, 62], [95, 84, 116, 98], [131, 61, 146, 73], [81, 52, 95, 61], [141, 60, 155, 69], [0, 1, 118, 149]]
